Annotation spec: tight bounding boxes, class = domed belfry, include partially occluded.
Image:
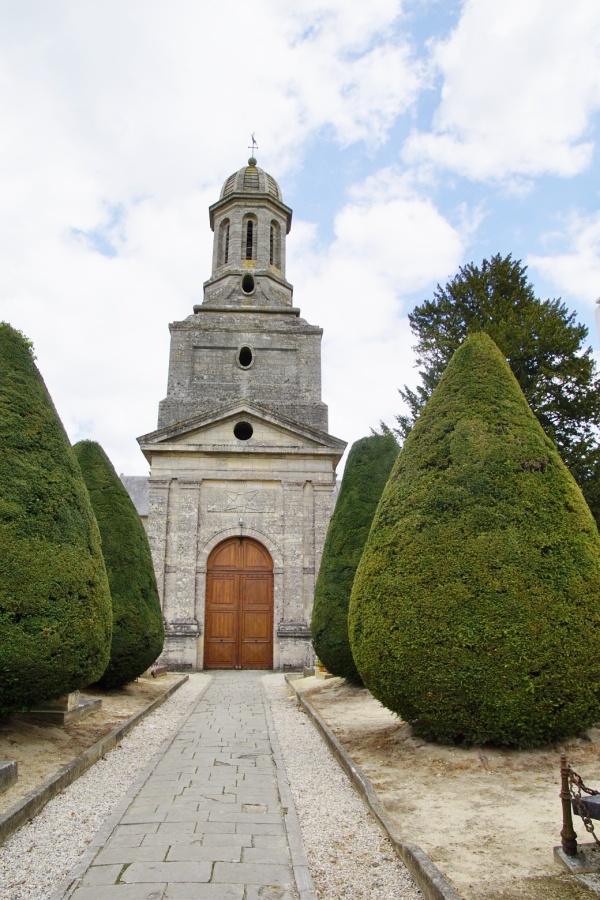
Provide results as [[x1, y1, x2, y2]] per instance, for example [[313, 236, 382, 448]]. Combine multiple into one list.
[[138, 159, 346, 670]]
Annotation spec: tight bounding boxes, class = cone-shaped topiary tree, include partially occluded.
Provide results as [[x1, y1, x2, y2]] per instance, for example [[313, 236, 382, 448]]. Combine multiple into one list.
[[73, 440, 164, 688], [0, 324, 112, 717], [349, 333, 600, 747], [312, 432, 399, 682]]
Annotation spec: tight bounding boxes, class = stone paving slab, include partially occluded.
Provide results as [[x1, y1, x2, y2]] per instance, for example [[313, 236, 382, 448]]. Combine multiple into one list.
[[164, 886, 244, 899], [67, 888, 167, 899], [54, 672, 317, 899]]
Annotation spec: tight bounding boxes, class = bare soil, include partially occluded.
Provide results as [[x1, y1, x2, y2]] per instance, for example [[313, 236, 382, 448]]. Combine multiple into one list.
[[0, 674, 183, 816], [294, 675, 600, 899]]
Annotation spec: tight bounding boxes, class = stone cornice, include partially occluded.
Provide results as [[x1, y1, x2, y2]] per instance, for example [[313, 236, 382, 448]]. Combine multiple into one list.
[[208, 192, 292, 232], [138, 399, 346, 453]]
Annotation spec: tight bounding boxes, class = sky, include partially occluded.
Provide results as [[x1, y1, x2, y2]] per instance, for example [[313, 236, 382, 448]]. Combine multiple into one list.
[[1, 0, 600, 476]]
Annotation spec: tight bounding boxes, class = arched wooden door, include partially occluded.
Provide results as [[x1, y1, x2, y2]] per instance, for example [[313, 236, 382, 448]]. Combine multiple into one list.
[[204, 537, 274, 669]]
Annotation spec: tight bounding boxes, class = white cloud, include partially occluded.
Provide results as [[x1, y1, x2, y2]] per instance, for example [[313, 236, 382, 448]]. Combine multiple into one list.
[[0, 1, 422, 474], [0, 1, 419, 206], [528, 212, 600, 312], [403, 0, 600, 181], [288, 171, 466, 457]]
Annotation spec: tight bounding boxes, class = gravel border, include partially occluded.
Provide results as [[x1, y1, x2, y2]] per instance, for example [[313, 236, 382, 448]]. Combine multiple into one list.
[[0, 673, 211, 900], [264, 673, 424, 900], [285, 675, 461, 900], [0, 675, 189, 849], [259, 675, 318, 900]]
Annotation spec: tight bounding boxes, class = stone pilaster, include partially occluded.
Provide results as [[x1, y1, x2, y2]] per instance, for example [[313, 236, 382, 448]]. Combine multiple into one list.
[[146, 478, 170, 605], [163, 477, 180, 625], [302, 480, 315, 624], [313, 482, 335, 577], [282, 480, 304, 624]]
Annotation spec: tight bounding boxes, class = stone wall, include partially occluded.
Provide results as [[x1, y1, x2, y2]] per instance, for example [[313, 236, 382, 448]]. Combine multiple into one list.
[[157, 309, 328, 432], [144, 444, 337, 670]]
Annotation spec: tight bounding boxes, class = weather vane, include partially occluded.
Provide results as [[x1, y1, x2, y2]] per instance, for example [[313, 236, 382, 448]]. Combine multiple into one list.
[[248, 133, 258, 157]]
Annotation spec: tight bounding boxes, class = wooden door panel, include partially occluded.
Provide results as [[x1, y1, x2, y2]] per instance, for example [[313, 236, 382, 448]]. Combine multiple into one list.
[[240, 572, 273, 668], [240, 640, 272, 669], [205, 538, 273, 670], [242, 540, 271, 570], [205, 574, 238, 669], [242, 611, 271, 640], [208, 575, 238, 607], [207, 611, 238, 638], [210, 540, 239, 569], [243, 576, 271, 606], [206, 640, 237, 668]]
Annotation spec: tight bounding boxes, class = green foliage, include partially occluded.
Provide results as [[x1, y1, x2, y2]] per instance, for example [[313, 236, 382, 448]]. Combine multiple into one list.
[[0, 322, 36, 358], [396, 254, 600, 525], [73, 441, 164, 688], [312, 432, 399, 683], [351, 333, 600, 748], [0, 325, 112, 716]]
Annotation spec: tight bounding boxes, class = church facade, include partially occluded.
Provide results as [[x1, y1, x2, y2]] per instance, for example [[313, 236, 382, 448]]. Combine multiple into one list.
[[138, 158, 346, 670]]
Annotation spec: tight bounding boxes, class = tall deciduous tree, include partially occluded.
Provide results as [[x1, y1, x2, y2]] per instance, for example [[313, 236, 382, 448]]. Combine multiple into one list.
[[351, 333, 600, 748], [311, 431, 399, 683], [74, 440, 164, 688], [396, 254, 600, 524], [0, 324, 112, 716]]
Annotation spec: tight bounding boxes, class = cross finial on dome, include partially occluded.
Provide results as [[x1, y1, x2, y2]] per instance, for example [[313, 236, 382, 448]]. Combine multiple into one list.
[[248, 132, 258, 165]]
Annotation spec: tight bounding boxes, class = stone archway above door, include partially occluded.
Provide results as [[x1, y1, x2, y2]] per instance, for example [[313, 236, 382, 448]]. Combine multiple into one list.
[[204, 537, 274, 670]]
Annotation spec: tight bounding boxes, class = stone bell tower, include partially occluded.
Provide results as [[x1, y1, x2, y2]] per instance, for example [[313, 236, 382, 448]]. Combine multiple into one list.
[[138, 158, 346, 670]]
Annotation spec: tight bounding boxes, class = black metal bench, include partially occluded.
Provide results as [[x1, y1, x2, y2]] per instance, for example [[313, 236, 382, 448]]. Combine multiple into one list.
[[572, 795, 600, 821], [560, 753, 600, 856]]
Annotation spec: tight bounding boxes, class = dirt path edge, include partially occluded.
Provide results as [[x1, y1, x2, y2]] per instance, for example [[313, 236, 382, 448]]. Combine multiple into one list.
[[0, 674, 189, 848], [286, 675, 462, 900]]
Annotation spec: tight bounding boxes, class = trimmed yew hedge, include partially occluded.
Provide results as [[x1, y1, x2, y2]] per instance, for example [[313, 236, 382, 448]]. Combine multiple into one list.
[[312, 432, 399, 682], [349, 333, 600, 747], [74, 440, 164, 688], [0, 324, 112, 716]]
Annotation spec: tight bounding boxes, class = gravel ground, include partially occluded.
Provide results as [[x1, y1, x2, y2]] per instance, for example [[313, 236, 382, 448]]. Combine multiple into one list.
[[0, 673, 211, 900], [263, 673, 423, 900]]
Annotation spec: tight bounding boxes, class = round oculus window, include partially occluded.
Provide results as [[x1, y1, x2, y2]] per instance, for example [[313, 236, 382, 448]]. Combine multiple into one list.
[[234, 421, 253, 441], [241, 273, 255, 294], [237, 345, 253, 368]]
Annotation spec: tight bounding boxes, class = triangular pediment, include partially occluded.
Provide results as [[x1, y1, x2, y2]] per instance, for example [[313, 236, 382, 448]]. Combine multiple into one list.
[[138, 400, 346, 460]]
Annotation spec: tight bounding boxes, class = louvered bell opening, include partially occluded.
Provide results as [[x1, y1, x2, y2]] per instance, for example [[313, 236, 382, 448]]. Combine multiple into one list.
[[245, 220, 254, 260]]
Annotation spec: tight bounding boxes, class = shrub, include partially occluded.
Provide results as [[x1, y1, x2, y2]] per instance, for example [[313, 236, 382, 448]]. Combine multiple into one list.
[[73, 440, 164, 687], [312, 432, 398, 682], [349, 333, 600, 747], [0, 324, 112, 716]]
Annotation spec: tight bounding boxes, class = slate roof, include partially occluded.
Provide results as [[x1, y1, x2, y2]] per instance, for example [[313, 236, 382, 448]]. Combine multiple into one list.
[[120, 475, 149, 517]]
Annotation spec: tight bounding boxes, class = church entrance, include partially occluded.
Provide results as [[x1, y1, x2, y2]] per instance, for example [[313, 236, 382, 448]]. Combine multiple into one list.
[[204, 537, 274, 670]]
